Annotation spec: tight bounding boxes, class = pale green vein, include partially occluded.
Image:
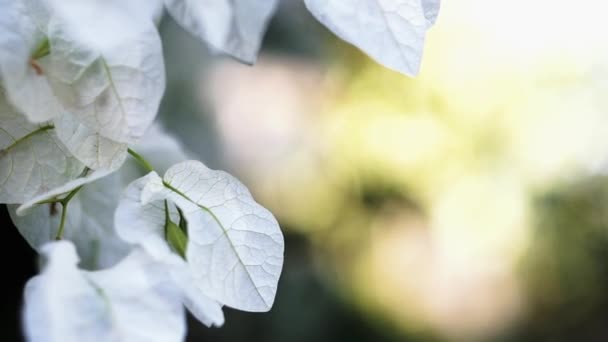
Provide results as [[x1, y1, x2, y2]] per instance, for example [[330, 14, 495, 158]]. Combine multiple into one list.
[[162, 180, 270, 306], [100, 58, 128, 130], [1, 124, 54, 154], [126, 148, 272, 306]]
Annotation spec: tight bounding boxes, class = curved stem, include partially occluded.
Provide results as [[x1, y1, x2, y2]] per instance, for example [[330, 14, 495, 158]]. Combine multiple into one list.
[[54, 186, 83, 240], [62, 185, 83, 205], [55, 203, 68, 240], [127, 148, 154, 173]]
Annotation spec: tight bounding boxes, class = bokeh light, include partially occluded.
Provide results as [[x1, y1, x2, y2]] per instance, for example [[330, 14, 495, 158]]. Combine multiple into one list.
[[156, 1, 608, 340]]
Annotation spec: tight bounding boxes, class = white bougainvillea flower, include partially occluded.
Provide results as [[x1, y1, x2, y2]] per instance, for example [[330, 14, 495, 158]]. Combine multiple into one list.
[[23, 240, 186, 342], [53, 112, 128, 171], [0, 94, 84, 204], [9, 122, 188, 270], [1, 0, 160, 166], [9, 172, 130, 270], [42, 0, 163, 52], [44, 17, 165, 144], [164, 0, 279, 63], [304, 0, 441, 75], [116, 161, 284, 313], [0, 0, 63, 123], [2, 0, 165, 145], [116, 174, 226, 326], [16, 167, 118, 215]]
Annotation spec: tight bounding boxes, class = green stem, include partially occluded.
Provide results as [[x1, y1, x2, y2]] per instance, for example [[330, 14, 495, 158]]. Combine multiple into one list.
[[54, 186, 83, 240], [62, 185, 83, 205], [2, 125, 53, 154], [127, 153, 191, 257], [127, 148, 154, 173], [55, 202, 68, 240]]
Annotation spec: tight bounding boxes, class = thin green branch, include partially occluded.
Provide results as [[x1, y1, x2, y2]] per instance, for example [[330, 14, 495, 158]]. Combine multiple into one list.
[[55, 202, 68, 240], [61, 185, 83, 205], [35, 174, 87, 206], [54, 185, 83, 240], [127, 148, 154, 173]]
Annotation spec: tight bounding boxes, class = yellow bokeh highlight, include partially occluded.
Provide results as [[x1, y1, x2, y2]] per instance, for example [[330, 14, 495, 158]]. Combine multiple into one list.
[[202, 0, 608, 339]]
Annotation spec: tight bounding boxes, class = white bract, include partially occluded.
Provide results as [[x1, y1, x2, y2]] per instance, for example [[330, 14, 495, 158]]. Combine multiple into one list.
[[9, 123, 187, 268], [2, 0, 165, 144], [116, 161, 284, 312], [23, 241, 186, 342], [53, 112, 128, 171], [304, 0, 440, 75], [9, 173, 130, 269], [164, 0, 279, 63], [0, 0, 62, 123], [45, 18, 165, 144], [0, 94, 84, 204], [115, 174, 226, 327], [15, 167, 117, 214], [41, 0, 163, 52]]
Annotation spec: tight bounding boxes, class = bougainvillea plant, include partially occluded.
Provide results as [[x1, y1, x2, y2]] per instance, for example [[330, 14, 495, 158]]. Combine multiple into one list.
[[0, 0, 439, 340]]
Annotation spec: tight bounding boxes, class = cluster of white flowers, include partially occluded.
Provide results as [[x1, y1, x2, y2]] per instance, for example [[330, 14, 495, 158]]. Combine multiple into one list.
[[0, 0, 439, 341]]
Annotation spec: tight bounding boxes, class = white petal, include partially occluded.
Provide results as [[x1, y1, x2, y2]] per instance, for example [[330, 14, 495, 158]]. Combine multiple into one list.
[[115, 173, 225, 326], [45, 17, 165, 144], [16, 167, 114, 215], [0, 95, 84, 204], [125, 0, 166, 25], [42, 0, 161, 52], [23, 241, 109, 342], [115, 172, 168, 256], [164, 0, 278, 63], [173, 265, 226, 327], [53, 111, 128, 170], [9, 173, 130, 270], [304, 0, 434, 75], [69, 173, 131, 268], [85, 249, 186, 342], [23, 241, 186, 342], [0, 0, 62, 122], [153, 161, 284, 312]]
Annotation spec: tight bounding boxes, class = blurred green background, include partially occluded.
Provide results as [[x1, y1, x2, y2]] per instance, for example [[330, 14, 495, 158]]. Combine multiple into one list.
[[5, 0, 608, 341], [157, 1, 608, 341]]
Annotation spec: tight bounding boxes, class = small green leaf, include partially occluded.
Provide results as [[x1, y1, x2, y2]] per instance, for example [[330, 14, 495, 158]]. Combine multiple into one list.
[[166, 220, 188, 259], [164, 201, 188, 259], [177, 206, 188, 236], [31, 38, 50, 60]]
